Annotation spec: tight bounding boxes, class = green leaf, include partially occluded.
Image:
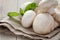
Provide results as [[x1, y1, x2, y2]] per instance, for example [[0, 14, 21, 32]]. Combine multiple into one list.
[[20, 8, 24, 16], [8, 12, 19, 17], [24, 2, 37, 12]]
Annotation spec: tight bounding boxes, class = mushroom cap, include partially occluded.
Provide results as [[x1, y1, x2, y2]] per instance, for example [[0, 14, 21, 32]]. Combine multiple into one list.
[[37, 0, 58, 13], [33, 13, 55, 34], [22, 10, 36, 28], [54, 8, 60, 23]]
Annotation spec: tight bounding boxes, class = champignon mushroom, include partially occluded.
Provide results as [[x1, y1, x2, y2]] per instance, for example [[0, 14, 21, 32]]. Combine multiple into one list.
[[33, 13, 55, 34], [22, 10, 36, 28], [48, 7, 60, 23], [34, 0, 58, 14], [54, 13, 60, 23], [48, 8, 56, 15], [51, 20, 59, 31]]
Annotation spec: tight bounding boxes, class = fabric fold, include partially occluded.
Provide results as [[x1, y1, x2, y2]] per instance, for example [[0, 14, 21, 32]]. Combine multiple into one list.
[[0, 17, 60, 39]]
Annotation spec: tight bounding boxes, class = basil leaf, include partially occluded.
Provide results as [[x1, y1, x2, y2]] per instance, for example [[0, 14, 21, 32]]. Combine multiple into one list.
[[24, 2, 37, 12], [20, 8, 24, 16], [8, 12, 19, 17]]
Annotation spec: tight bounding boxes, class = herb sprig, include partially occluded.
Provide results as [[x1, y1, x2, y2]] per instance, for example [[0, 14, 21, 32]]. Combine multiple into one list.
[[8, 2, 37, 17]]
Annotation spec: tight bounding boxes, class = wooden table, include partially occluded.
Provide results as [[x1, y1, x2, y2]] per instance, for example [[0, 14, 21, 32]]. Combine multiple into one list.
[[0, 0, 60, 40]]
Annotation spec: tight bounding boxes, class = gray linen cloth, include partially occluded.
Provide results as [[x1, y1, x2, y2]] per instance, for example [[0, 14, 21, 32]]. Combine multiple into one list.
[[0, 16, 60, 40]]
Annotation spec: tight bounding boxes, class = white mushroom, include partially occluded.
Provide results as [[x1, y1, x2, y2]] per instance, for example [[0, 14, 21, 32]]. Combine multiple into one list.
[[33, 13, 55, 34], [51, 20, 59, 31], [22, 10, 36, 28], [54, 21, 59, 28], [48, 8, 56, 15], [54, 13, 60, 23], [48, 6, 60, 23], [34, 0, 58, 14], [54, 7, 60, 23]]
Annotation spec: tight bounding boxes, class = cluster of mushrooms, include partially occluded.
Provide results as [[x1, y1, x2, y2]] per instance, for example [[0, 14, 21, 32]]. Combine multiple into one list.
[[21, 0, 60, 34]]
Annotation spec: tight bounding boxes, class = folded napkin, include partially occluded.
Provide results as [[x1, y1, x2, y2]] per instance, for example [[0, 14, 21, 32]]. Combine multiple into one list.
[[0, 17, 60, 40]]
